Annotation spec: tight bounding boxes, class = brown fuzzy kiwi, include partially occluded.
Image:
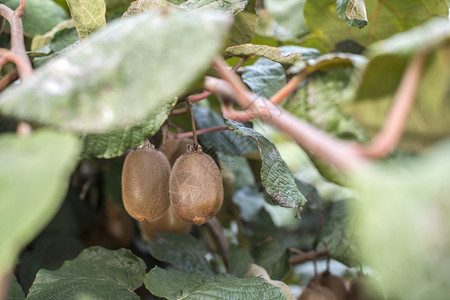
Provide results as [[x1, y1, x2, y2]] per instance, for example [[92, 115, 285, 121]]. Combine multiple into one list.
[[298, 286, 338, 300], [163, 138, 192, 167], [308, 271, 347, 300], [121, 146, 171, 223], [138, 205, 192, 241], [169, 147, 223, 225], [348, 276, 385, 300]]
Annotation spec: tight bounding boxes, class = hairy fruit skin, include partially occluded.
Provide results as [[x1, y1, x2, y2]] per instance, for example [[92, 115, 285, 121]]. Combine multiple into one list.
[[169, 150, 223, 225], [121, 148, 171, 223], [163, 138, 192, 167]]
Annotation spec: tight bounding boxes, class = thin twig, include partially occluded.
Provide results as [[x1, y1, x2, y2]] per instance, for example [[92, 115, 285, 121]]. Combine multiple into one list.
[[168, 126, 229, 139], [0, 69, 18, 92], [289, 248, 328, 265], [187, 91, 212, 103], [270, 71, 307, 105], [186, 99, 198, 149], [206, 217, 229, 272], [171, 108, 188, 115]]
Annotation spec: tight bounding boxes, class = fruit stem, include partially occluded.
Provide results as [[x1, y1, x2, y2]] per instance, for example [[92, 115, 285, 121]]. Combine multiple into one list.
[[160, 121, 168, 153], [186, 99, 199, 150]]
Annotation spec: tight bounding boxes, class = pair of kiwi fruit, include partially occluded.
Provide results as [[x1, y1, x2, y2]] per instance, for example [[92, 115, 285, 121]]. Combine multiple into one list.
[[299, 271, 384, 300], [121, 138, 223, 232]]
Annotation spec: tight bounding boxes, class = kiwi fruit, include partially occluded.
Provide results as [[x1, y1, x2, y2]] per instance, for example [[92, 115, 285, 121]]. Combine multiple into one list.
[[348, 276, 385, 300], [163, 138, 192, 167], [139, 205, 192, 241], [169, 147, 223, 225], [298, 286, 338, 300], [121, 146, 171, 223], [308, 271, 347, 300]]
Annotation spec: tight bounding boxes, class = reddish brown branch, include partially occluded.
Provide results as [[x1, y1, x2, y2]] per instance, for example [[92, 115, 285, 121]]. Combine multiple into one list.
[[0, 1, 32, 80], [206, 52, 427, 171], [270, 71, 307, 105], [168, 126, 229, 139], [289, 248, 328, 265], [0, 271, 11, 300], [360, 52, 426, 158], [187, 91, 212, 103], [0, 69, 19, 92], [171, 108, 188, 115], [206, 217, 229, 272]]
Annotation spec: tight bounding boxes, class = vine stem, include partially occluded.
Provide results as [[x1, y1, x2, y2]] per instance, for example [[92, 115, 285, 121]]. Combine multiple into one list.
[[289, 248, 328, 265], [0, 271, 11, 300], [167, 126, 229, 139], [206, 52, 427, 171], [0, 1, 32, 80], [186, 99, 198, 149]]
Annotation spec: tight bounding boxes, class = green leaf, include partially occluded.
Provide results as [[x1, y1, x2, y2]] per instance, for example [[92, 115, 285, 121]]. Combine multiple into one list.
[[303, 0, 448, 52], [225, 44, 302, 69], [193, 106, 259, 156], [283, 68, 366, 141], [346, 19, 450, 151], [31, 19, 75, 51], [122, 0, 178, 17], [232, 186, 266, 222], [243, 208, 277, 243], [227, 0, 258, 47], [226, 120, 306, 215], [0, 0, 69, 37], [145, 266, 286, 300], [27, 247, 146, 300], [336, 0, 368, 28], [0, 10, 231, 133], [228, 244, 254, 277], [314, 200, 360, 267], [353, 139, 450, 299], [81, 98, 176, 158], [181, 0, 248, 14], [242, 46, 320, 99], [7, 274, 24, 300], [255, 241, 290, 281], [147, 232, 213, 273], [67, 0, 106, 39], [0, 130, 80, 273], [264, 0, 308, 38]]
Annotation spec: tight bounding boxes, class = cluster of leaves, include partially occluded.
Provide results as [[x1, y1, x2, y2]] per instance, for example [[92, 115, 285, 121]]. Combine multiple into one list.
[[0, 0, 449, 299]]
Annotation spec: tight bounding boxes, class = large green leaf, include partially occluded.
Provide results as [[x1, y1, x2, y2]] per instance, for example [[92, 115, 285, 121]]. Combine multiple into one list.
[[226, 120, 306, 215], [122, 0, 178, 17], [27, 247, 146, 299], [81, 98, 176, 158], [147, 232, 213, 273], [255, 241, 290, 281], [346, 19, 450, 151], [303, 0, 448, 52], [0, 0, 69, 37], [7, 274, 24, 300], [0, 10, 231, 133], [336, 0, 368, 28], [181, 0, 248, 14], [353, 139, 450, 299], [226, 44, 302, 69], [227, 0, 258, 47], [0, 130, 80, 273], [283, 68, 366, 141], [193, 106, 259, 157], [314, 199, 360, 267], [228, 244, 254, 277], [265, 0, 307, 39], [145, 266, 286, 300], [67, 0, 106, 39]]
